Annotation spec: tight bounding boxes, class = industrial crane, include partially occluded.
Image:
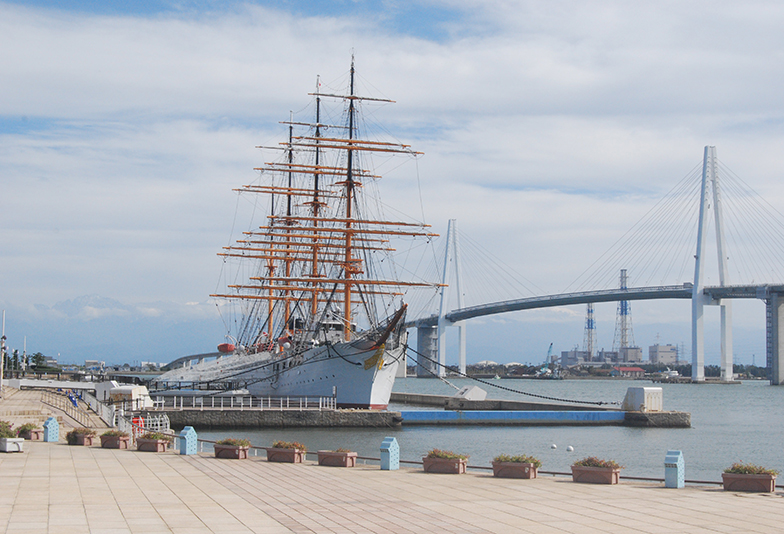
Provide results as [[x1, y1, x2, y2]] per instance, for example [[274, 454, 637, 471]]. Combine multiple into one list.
[[537, 343, 554, 377]]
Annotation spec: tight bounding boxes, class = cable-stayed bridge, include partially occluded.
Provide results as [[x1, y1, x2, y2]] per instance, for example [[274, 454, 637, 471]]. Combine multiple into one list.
[[408, 146, 784, 385]]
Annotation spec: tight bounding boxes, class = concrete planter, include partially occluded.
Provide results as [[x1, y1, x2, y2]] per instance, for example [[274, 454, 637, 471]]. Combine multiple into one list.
[[136, 438, 169, 453], [423, 457, 467, 474], [492, 462, 538, 479], [72, 434, 94, 446], [317, 450, 357, 467], [571, 466, 621, 484], [19, 429, 43, 441], [722, 473, 777, 493], [214, 444, 249, 459], [0, 437, 24, 453], [266, 447, 305, 463], [100, 435, 131, 449]]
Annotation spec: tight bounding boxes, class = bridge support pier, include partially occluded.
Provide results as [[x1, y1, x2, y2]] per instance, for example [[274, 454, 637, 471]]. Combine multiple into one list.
[[766, 293, 784, 385], [416, 326, 439, 378]]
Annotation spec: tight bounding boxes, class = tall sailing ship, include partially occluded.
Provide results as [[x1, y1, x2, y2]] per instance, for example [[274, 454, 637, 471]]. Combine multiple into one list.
[[155, 60, 438, 408]]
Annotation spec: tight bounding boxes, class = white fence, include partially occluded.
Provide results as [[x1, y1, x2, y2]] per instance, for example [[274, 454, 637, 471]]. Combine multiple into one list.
[[151, 395, 337, 411], [117, 413, 171, 445], [83, 390, 117, 427]]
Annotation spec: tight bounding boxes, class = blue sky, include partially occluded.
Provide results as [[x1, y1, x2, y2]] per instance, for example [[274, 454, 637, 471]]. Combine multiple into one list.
[[2, 0, 784, 366], [7, 0, 470, 40]]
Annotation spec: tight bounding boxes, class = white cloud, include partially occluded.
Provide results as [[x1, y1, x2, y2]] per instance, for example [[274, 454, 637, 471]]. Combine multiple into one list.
[[1, 0, 783, 364]]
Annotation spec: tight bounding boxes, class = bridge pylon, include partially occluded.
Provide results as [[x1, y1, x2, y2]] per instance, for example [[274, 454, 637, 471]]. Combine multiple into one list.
[[436, 219, 466, 377], [692, 146, 734, 382]]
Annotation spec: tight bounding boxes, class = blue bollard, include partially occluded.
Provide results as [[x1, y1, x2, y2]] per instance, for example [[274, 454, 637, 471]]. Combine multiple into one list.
[[179, 426, 197, 455], [43, 417, 59, 443], [380, 437, 399, 470], [664, 450, 685, 488]]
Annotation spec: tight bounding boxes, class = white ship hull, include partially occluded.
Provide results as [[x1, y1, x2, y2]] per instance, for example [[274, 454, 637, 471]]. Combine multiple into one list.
[[156, 339, 403, 409], [248, 343, 402, 409]]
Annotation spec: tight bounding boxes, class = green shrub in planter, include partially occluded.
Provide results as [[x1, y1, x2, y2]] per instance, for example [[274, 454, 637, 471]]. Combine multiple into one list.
[[572, 456, 622, 469], [66, 428, 96, 445], [425, 448, 468, 460], [493, 454, 542, 468]]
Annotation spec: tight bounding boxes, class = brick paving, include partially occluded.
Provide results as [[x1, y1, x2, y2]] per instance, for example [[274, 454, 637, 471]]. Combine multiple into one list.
[[2, 390, 784, 533]]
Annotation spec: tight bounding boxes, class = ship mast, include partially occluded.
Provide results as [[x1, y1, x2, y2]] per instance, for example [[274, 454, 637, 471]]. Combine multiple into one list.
[[212, 59, 439, 351], [342, 58, 357, 341], [284, 112, 294, 334], [310, 77, 323, 318]]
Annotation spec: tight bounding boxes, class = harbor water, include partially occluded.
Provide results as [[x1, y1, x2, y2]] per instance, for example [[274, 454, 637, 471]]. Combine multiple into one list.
[[198, 377, 783, 482]]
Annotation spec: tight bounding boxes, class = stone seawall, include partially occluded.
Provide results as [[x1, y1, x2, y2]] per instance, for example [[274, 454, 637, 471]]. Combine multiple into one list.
[[158, 409, 403, 430], [623, 411, 691, 428]]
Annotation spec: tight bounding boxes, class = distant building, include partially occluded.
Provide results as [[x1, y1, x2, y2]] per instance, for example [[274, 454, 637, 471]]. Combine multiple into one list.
[[613, 366, 645, 378], [649, 344, 678, 365], [44, 357, 58, 367], [561, 350, 590, 367], [84, 360, 105, 370], [597, 349, 619, 363], [620, 346, 643, 363]]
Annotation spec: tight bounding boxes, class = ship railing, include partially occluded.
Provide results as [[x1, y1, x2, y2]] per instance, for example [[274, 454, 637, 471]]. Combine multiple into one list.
[[150, 395, 337, 411]]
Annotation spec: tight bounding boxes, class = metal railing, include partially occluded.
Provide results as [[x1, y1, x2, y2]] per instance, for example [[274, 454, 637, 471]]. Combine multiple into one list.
[[117, 413, 171, 445], [83, 391, 117, 427], [151, 395, 337, 411], [41, 390, 94, 428]]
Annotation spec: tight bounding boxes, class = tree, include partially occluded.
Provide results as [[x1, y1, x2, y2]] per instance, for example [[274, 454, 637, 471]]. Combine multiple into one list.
[[31, 352, 46, 369], [12, 349, 19, 370]]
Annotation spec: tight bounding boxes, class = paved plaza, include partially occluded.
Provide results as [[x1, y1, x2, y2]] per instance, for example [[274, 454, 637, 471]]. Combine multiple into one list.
[[1, 389, 783, 533]]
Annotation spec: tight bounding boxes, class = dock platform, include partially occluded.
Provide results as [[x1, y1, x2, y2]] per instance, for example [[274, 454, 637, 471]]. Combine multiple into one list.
[[0, 441, 778, 533], [0, 388, 768, 533]]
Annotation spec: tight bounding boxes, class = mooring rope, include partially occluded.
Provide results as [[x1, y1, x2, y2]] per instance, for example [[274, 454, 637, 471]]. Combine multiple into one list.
[[404, 344, 618, 406]]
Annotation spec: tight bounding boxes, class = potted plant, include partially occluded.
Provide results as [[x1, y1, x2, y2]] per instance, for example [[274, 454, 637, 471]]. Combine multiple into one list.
[[16, 423, 43, 441], [66, 427, 96, 446], [266, 440, 306, 463], [100, 430, 131, 449], [214, 438, 251, 459], [317, 447, 358, 467], [422, 448, 469, 474], [722, 462, 779, 492], [136, 431, 172, 452], [571, 457, 623, 484], [492, 454, 542, 479], [0, 421, 24, 453]]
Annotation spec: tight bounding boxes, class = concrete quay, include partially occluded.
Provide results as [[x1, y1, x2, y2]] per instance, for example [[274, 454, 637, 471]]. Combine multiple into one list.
[[391, 393, 691, 428], [391, 392, 603, 410], [0, 388, 777, 534], [162, 408, 403, 430], [3, 441, 784, 534]]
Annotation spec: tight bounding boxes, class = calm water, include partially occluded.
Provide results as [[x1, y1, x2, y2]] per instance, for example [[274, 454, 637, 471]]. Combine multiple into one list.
[[198, 377, 783, 481]]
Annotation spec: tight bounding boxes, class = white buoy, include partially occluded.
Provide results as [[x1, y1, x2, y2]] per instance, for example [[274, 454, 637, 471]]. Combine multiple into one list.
[[566, 446, 574, 452], [550, 444, 557, 449]]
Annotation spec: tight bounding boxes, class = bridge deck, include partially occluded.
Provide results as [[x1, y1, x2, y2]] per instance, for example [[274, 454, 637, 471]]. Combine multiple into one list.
[[411, 283, 784, 327]]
